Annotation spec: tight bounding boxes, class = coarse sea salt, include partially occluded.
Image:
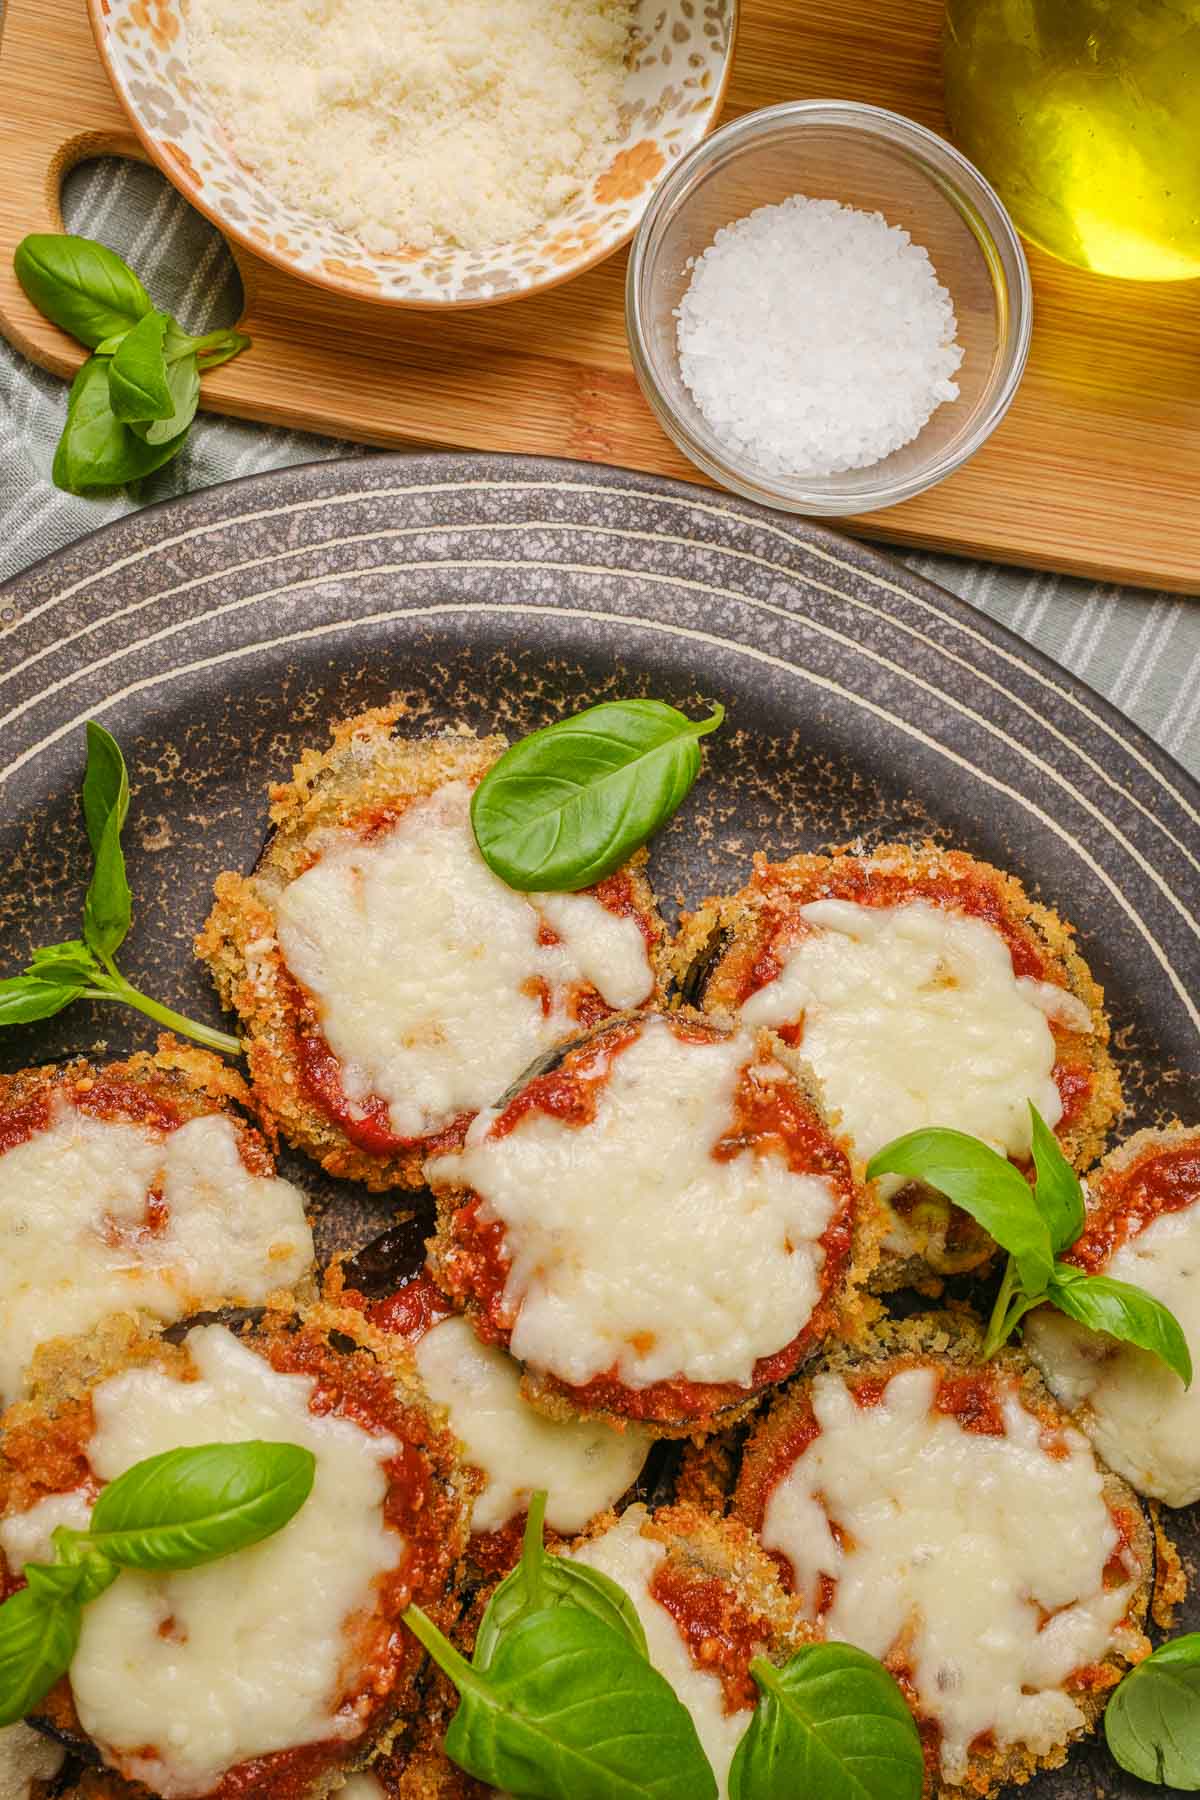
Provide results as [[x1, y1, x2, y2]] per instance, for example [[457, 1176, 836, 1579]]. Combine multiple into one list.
[[675, 194, 964, 478]]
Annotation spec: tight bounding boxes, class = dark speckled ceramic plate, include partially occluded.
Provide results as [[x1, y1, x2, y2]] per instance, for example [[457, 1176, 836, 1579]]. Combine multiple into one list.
[[1, 453, 1197, 1797]]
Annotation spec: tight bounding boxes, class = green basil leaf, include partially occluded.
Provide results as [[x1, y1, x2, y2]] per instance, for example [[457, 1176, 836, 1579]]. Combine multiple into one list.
[[192, 329, 252, 371], [471, 699, 724, 891], [1029, 1105, 1085, 1254], [1105, 1633, 1200, 1788], [866, 1127, 1054, 1295], [475, 1498, 647, 1670], [52, 357, 190, 494], [159, 322, 252, 372], [24, 942, 99, 985], [0, 1577, 82, 1728], [1049, 1266, 1193, 1387], [49, 1530, 119, 1606], [87, 1441, 316, 1570], [81, 721, 132, 961], [0, 976, 83, 1024], [13, 234, 152, 349], [108, 311, 173, 423], [728, 1644, 923, 1800], [444, 1606, 716, 1800], [130, 353, 200, 446], [93, 331, 130, 356], [29, 938, 94, 969]]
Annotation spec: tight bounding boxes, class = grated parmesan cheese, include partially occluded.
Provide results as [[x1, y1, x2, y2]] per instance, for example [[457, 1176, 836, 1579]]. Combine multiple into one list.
[[184, 0, 634, 252]]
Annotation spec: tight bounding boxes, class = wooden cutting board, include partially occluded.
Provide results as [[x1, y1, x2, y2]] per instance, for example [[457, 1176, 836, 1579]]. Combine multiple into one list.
[[1, 0, 1198, 592]]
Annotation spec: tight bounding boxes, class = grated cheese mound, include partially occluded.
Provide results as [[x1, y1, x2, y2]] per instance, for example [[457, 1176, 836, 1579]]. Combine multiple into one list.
[[185, 0, 634, 252]]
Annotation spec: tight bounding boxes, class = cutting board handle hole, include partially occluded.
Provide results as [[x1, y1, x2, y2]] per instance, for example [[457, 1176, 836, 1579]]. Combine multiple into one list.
[[51, 151, 246, 335]]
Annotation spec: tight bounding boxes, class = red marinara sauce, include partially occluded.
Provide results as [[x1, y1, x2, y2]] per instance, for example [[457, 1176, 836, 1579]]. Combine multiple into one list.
[[1064, 1135, 1200, 1273], [649, 1561, 770, 1715], [444, 1016, 859, 1428], [367, 1269, 455, 1341]]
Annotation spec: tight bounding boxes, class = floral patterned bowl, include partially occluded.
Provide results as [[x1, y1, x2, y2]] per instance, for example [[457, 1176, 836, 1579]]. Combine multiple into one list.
[[88, 0, 737, 308]]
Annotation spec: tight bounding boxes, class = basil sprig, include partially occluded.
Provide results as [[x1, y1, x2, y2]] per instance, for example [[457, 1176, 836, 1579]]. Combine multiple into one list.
[[473, 1493, 648, 1667], [0, 1442, 314, 1727], [471, 699, 724, 891], [867, 1105, 1193, 1382], [0, 722, 242, 1056], [14, 234, 250, 495], [1105, 1634, 1200, 1788], [403, 1493, 716, 1799], [728, 1644, 924, 1800]]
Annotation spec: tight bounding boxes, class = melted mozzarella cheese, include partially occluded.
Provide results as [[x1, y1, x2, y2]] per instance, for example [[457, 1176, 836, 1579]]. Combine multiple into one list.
[[0, 1101, 313, 1408], [1025, 1203, 1200, 1506], [430, 1017, 837, 1389], [274, 782, 653, 1140], [0, 1724, 64, 1798], [414, 1315, 651, 1534], [572, 1509, 747, 1796], [67, 1325, 402, 1800], [741, 899, 1088, 1202], [762, 1367, 1134, 1783], [0, 1490, 94, 1572], [340, 1777, 386, 1800], [533, 889, 652, 1012]]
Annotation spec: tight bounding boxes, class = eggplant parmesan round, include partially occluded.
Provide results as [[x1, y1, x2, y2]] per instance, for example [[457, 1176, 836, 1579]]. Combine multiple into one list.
[[344, 1263, 654, 1571], [428, 1008, 875, 1436], [568, 1504, 811, 1797], [732, 1318, 1153, 1796], [0, 1307, 473, 1800], [196, 706, 666, 1190], [1025, 1124, 1200, 1507], [401, 1503, 811, 1800], [0, 1043, 313, 1412], [673, 844, 1120, 1281]]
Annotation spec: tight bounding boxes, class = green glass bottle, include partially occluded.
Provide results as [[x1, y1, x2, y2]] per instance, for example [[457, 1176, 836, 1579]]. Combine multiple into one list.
[[943, 0, 1200, 280]]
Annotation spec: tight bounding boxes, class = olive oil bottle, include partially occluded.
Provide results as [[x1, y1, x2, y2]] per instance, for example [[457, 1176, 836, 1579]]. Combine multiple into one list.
[[943, 0, 1200, 280]]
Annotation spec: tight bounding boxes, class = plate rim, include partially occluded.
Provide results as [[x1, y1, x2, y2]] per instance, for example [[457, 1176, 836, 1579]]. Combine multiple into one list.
[[2, 449, 1196, 815]]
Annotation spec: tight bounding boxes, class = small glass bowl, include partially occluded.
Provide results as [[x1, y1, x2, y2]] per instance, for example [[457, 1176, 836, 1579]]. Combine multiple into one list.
[[626, 100, 1032, 515]]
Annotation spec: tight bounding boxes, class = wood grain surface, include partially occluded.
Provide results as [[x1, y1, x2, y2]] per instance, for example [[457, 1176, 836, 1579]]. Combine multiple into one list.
[[1, 0, 1197, 591]]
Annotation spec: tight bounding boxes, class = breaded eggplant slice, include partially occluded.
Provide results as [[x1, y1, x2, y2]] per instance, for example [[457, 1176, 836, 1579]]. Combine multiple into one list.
[[0, 1306, 474, 1800], [396, 1502, 814, 1800], [196, 705, 667, 1191], [333, 1254, 655, 1576], [0, 1040, 313, 1412], [428, 1008, 879, 1438], [1025, 1123, 1200, 1507], [673, 843, 1120, 1285], [732, 1314, 1154, 1798]]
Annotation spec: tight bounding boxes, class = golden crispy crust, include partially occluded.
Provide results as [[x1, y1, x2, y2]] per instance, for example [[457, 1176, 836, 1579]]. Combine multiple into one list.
[[731, 1312, 1154, 1800], [0, 1305, 477, 1800], [1074, 1122, 1200, 1238], [0, 1039, 258, 1140], [601, 1498, 815, 1663], [195, 704, 668, 1192], [1150, 1501, 1188, 1630], [671, 843, 1122, 1288], [427, 1008, 885, 1440]]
